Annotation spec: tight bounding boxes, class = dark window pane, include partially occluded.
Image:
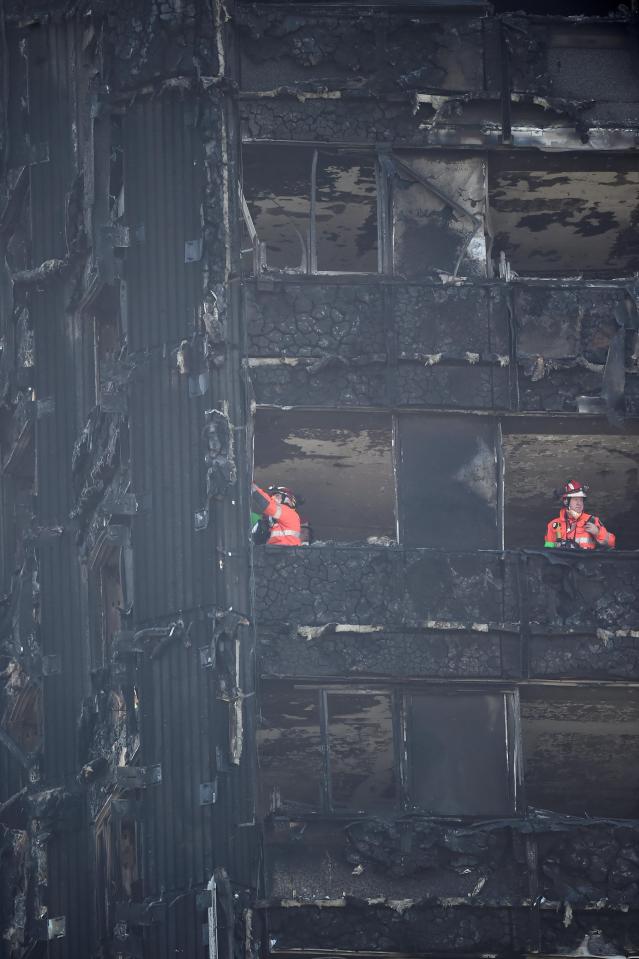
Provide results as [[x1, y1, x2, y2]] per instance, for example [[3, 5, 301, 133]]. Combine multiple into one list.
[[316, 152, 378, 273], [521, 686, 639, 819], [408, 692, 513, 816], [397, 414, 499, 549], [327, 691, 396, 811], [258, 683, 323, 813]]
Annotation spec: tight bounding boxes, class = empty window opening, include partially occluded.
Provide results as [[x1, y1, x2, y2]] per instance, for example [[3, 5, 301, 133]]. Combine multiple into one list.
[[392, 152, 486, 278], [489, 154, 639, 278], [326, 690, 396, 812], [243, 145, 312, 272], [407, 690, 519, 816], [397, 414, 500, 549], [258, 681, 517, 818], [258, 682, 324, 815], [521, 685, 639, 818], [253, 410, 395, 543], [259, 684, 396, 815], [503, 420, 639, 549], [314, 151, 378, 273], [242, 145, 378, 274]]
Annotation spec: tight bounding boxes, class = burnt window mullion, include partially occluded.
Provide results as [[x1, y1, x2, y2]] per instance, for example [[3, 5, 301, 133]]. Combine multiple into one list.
[[319, 687, 332, 813], [376, 149, 392, 276], [309, 148, 318, 275], [395, 688, 408, 811]]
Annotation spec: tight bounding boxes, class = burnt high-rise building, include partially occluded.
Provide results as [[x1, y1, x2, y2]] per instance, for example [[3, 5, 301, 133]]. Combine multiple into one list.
[[1, 1, 639, 958]]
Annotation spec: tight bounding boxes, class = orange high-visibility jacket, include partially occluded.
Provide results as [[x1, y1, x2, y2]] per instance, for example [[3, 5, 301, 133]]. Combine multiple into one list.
[[544, 508, 615, 550], [252, 485, 301, 547]]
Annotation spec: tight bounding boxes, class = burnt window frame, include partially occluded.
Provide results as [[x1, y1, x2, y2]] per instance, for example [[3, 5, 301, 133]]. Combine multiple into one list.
[[241, 145, 385, 277], [241, 145, 493, 279], [259, 683, 399, 817], [259, 681, 522, 820]]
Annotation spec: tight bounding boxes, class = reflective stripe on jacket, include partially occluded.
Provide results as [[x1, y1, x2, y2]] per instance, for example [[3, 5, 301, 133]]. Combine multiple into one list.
[[252, 485, 301, 547], [544, 509, 615, 550]]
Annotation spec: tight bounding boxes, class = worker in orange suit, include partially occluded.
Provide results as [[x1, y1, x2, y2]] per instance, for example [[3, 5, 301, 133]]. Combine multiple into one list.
[[251, 484, 301, 546], [544, 480, 615, 550]]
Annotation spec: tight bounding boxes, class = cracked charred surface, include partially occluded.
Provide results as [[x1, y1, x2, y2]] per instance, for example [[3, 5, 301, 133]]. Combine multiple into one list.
[[265, 898, 639, 955], [266, 901, 519, 955], [264, 814, 639, 907], [246, 283, 387, 359], [254, 547, 512, 628], [255, 549, 639, 681], [507, 18, 639, 129], [246, 279, 636, 412], [515, 285, 639, 414], [260, 624, 517, 681], [524, 552, 639, 631], [241, 97, 431, 146], [531, 633, 639, 680], [237, 9, 483, 94], [265, 817, 527, 904]]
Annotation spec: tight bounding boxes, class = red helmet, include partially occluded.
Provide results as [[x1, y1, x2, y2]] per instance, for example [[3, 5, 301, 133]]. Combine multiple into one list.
[[267, 485, 298, 508], [561, 480, 588, 505]]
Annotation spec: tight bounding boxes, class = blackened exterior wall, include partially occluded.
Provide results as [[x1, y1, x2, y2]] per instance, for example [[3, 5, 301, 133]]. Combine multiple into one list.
[[0, 2, 638, 959]]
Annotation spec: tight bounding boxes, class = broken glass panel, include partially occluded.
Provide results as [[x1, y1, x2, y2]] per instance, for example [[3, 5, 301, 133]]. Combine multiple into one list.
[[407, 691, 513, 815], [327, 690, 396, 811]]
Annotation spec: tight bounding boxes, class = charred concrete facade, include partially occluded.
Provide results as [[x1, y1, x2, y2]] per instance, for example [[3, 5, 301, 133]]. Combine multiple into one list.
[[1, 1, 639, 959]]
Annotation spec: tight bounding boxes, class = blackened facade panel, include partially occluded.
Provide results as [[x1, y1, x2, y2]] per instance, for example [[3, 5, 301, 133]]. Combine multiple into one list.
[[124, 96, 218, 623], [136, 612, 257, 920], [254, 547, 512, 627], [124, 97, 204, 354], [26, 20, 92, 959], [29, 21, 86, 778], [129, 354, 217, 623], [138, 623, 218, 897]]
